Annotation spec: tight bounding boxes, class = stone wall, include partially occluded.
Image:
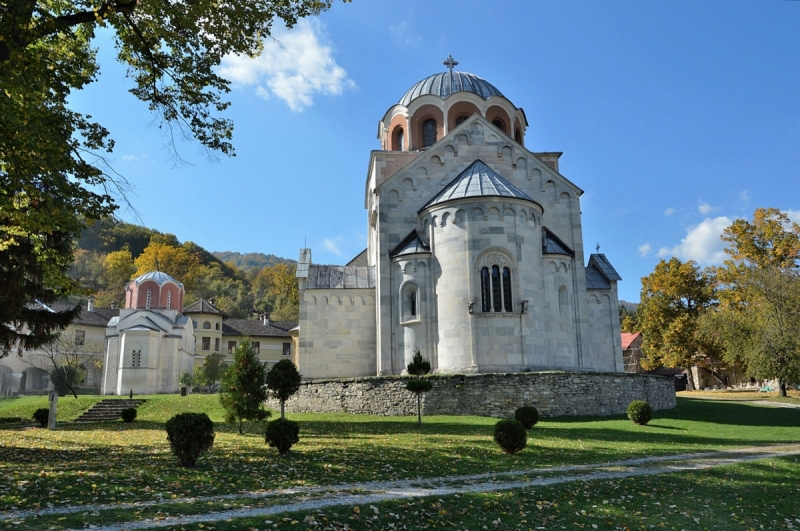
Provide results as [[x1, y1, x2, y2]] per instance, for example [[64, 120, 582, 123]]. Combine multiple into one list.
[[265, 371, 676, 419]]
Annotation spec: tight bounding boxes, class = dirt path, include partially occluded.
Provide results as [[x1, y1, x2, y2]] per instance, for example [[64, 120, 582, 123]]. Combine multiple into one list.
[[4, 443, 799, 531]]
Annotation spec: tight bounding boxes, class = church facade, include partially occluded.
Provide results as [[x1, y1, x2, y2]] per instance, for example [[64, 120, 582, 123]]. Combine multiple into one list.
[[296, 58, 624, 379]]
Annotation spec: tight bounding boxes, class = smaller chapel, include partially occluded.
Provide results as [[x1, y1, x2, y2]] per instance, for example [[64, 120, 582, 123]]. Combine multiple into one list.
[[295, 57, 624, 380], [101, 271, 195, 395]]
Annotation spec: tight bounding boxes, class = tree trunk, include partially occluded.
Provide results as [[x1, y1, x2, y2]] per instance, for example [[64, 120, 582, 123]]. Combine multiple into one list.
[[281, 400, 285, 419], [238, 418, 243, 434], [779, 381, 787, 397], [416, 392, 421, 426]]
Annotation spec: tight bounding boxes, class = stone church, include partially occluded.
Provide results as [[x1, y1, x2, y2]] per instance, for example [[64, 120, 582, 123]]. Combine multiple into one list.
[[295, 57, 624, 379]]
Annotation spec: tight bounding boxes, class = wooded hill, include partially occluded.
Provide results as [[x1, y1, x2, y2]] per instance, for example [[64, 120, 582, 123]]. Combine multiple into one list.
[[71, 219, 298, 320]]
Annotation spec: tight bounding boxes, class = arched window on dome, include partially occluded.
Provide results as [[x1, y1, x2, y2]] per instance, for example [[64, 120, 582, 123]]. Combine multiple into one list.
[[422, 119, 437, 148], [146, 289, 151, 309], [455, 114, 470, 127], [492, 118, 506, 133], [166, 290, 172, 309], [215, 323, 220, 330], [203, 322, 210, 330], [392, 126, 404, 151], [514, 128, 522, 144]]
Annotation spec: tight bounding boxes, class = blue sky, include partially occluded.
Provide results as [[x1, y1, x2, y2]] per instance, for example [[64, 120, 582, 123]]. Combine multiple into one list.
[[69, 0, 800, 302]]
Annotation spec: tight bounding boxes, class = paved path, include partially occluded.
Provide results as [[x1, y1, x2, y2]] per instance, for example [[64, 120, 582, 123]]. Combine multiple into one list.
[[5, 443, 800, 531]]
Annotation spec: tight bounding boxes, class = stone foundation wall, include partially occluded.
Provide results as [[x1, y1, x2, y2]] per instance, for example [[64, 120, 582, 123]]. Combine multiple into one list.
[[265, 372, 676, 418]]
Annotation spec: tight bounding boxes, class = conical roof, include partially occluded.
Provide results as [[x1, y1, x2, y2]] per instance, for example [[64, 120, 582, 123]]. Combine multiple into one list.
[[420, 160, 540, 212]]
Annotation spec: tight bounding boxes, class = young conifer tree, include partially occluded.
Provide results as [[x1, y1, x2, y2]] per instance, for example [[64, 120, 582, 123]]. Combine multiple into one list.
[[406, 351, 432, 426], [220, 338, 270, 434]]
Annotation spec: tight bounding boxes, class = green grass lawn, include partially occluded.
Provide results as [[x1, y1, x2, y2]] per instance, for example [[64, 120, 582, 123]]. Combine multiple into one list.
[[1, 395, 799, 530]]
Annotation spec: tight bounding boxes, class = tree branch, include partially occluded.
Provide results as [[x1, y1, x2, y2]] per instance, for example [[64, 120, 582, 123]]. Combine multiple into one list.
[[32, 0, 138, 40]]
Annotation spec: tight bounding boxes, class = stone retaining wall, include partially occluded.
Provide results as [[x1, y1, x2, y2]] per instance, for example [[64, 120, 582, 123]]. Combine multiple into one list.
[[265, 372, 676, 418]]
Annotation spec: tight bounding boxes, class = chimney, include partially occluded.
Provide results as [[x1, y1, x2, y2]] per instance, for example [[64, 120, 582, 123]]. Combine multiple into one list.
[[262, 313, 270, 326], [87, 295, 95, 312], [110, 301, 117, 310]]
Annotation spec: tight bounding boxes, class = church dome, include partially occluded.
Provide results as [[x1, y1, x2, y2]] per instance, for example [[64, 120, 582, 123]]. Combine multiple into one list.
[[132, 270, 184, 289], [399, 71, 503, 107], [125, 271, 185, 311]]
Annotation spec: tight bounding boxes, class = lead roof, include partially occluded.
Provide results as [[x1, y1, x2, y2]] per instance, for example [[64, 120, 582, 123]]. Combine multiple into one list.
[[420, 160, 541, 212], [306, 265, 376, 289], [399, 71, 504, 107]]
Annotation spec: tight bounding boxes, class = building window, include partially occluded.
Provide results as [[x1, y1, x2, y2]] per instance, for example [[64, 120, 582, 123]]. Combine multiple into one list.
[[455, 114, 469, 127], [228, 341, 237, 355], [480, 265, 513, 313], [203, 322, 210, 330], [131, 350, 141, 367], [515, 128, 522, 144], [193, 320, 197, 329], [202, 337, 210, 351], [401, 283, 419, 322], [252, 341, 260, 355], [166, 290, 172, 309], [559, 285, 569, 316], [393, 126, 404, 151], [75, 330, 85, 346], [214, 338, 220, 352], [422, 118, 436, 148], [215, 323, 220, 330], [146, 289, 151, 309], [492, 118, 505, 132], [283, 343, 291, 356]]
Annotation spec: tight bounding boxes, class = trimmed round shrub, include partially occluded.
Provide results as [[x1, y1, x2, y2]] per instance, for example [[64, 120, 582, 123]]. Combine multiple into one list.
[[493, 419, 527, 454], [627, 400, 652, 425], [515, 406, 539, 429], [32, 408, 50, 427], [120, 408, 137, 423], [406, 379, 433, 394], [165, 412, 215, 467], [265, 417, 300, 455]]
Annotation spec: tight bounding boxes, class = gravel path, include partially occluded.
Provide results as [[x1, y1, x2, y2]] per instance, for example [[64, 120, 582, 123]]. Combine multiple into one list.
[[5, 442, 798, 531]]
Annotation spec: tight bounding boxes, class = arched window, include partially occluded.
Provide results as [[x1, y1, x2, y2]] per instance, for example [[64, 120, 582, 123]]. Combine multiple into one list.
[[203, 322, 210, 330], [515, 129, 522, 144], [401, 283, 419, 322], [215, 323, 220, 330], [146, 289, 151, 309], [503, 267, 512, 312], [192, 320, 197, 329], [455, 114, 469, 127], [392, 126, 404, 151], [492, 118, 505, 132], [559, 286, 569, 316], [422, 119, 436, 148], [166, 290, 172, 309], [480, 262, 513, 313]]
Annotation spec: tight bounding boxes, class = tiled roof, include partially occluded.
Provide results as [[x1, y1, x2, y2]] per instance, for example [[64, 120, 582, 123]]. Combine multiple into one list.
[[542, 228, 574, 257], [420, 160, 541, 212], [306, 265, 376, 289], [621, 332, 642, 350], [47, 302, 119, 327], [390, 231, 431, 258], [182, 299, 228, 317], [222, 319, 296, 338]]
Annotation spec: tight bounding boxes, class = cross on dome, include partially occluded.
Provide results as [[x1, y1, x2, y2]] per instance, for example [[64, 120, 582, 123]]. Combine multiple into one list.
[[442, 54, 459, 73]]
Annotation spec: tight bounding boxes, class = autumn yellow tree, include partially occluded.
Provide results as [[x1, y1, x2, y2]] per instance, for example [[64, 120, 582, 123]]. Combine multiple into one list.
[[252, 264, 299, 321], [133, 243, 203, 292], [637, 258, 720, 370], [704, 208, 800, 396]]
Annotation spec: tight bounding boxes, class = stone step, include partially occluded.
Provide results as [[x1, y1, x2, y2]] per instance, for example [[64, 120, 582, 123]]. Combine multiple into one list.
[[75, 399, 147, 422]]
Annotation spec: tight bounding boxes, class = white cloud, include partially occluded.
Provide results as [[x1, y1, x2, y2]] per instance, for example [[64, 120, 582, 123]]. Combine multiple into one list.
[[663, 207, 675, 216], [785, 209, 800, 225], [389, 21, 421, 45], [698, 202, 716, 215], [322, 238, 345, 257], [657, 216, 733, 265], [739, 189, 750, 202], [219, 20, 354, 111], [637, 244, 652, 257]]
